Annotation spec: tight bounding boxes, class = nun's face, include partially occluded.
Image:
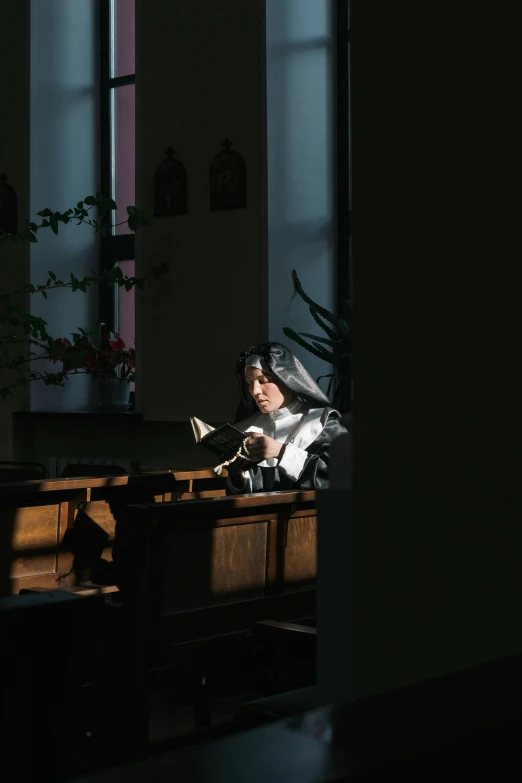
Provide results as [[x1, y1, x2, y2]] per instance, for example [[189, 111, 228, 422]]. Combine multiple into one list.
[[245, 366, 294, 413]]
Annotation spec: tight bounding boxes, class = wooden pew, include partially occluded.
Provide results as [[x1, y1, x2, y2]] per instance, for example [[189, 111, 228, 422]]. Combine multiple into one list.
[[108, 490, 317, 757], [120, 490, 317, 643], [0, 469, 228, 596]]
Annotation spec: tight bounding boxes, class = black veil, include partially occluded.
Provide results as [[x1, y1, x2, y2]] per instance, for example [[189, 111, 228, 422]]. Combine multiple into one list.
[[234, 342, 334, 422]]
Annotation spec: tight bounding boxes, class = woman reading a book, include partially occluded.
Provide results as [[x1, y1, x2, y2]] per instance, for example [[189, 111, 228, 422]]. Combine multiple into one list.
[[225, 342, 347, 493]]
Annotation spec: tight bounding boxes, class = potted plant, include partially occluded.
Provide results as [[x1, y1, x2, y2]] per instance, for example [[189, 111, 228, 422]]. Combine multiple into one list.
[[0, 193, 167, 401], [51, 329, 135, 410], [283, 269, 352, 413]]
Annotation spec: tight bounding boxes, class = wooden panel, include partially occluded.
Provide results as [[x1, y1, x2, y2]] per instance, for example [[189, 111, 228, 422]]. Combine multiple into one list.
[[10, 504, 59, 578], [161, 523, 267, 614], [211, 523, 267, 597], [283, 515, 317, 586], [81, 501, 118, 541]]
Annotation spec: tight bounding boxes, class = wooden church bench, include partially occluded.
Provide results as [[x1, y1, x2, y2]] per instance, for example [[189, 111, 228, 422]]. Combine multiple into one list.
[[106, 490, 317, 757], [0, 468, 228, 596]]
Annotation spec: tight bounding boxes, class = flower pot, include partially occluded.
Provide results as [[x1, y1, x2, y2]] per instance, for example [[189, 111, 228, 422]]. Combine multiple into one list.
[[97, 378, 131, 411]]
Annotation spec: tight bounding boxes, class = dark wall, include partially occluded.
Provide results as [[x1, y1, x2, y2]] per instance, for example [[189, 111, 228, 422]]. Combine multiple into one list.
[[347, 1, 522, 695], [0, 1, 29, 458]]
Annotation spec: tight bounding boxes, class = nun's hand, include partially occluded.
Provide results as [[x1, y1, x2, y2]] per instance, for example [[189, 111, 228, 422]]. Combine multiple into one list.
[[245, 433, 282, 461]]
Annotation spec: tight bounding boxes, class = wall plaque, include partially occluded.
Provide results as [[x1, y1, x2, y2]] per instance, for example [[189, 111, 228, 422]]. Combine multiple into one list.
[[153, 148, 188, 217], [209, 138, 247, 211]]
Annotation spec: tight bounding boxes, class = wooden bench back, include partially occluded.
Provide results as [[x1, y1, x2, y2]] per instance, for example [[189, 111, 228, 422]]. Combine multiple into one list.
[[120, 491, 317, 645], [0, 469, 228, 596]]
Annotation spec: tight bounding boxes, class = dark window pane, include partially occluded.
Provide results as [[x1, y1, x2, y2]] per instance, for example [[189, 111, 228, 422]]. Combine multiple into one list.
[[111, 0, 135, 78], [111, 83, 135, 234]]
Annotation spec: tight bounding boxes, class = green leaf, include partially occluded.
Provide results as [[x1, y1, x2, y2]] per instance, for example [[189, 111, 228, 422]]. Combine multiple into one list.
[[28, 231, 38, 243], [126, 205, 137, 215], [311, 342, 334, 362], [48, 270, 57, 281], [36, 208, 52, 217], [84, 195, 97, 206], [282, 327, 331, 362], [41, 290, 48, 300], [291, 270, 348, 332], [49, 217, 59, 235], [299, 332, 337, 347], [77, 201, 84, 209], [308, 307, 341, 341]]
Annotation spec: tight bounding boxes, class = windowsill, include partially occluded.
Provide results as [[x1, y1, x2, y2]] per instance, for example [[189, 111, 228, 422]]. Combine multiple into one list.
[[13, 410, 143, 420]]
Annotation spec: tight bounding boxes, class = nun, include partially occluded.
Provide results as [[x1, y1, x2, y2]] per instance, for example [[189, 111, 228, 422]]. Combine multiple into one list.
[[225, 342, 348, 494]]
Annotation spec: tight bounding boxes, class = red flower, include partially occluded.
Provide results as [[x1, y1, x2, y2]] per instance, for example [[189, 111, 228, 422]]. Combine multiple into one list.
[[108, 332, 126, 352], [51, 331, 135, 380], [50, 337, 72, 364]]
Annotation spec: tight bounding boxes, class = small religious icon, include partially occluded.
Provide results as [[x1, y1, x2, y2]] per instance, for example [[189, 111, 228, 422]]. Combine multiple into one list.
[[209, 138, 247, 211], [0, 173, 18, 235], [153, 148, 188, 217]]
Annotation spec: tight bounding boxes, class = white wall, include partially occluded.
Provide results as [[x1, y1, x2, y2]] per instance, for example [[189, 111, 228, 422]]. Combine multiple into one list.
[[30, 0, 99, 411], [266, 0, 335, 388]]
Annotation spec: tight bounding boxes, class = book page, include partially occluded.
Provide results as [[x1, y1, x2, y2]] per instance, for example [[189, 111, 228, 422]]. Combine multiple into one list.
[[190, 416, 215, 443]]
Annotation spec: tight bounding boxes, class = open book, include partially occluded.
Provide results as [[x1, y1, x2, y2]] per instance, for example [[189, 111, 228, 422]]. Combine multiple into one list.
[[190, 417, 248, 460]]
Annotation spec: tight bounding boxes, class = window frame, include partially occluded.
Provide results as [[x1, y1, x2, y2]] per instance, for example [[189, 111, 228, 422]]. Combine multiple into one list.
[[99, 0, 136, 333]]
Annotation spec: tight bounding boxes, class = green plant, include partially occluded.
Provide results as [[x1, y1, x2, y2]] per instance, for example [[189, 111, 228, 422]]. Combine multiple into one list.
[[0, 193, 167, 399], [51, 330, 135, 382], [283, 269, 352, 412]]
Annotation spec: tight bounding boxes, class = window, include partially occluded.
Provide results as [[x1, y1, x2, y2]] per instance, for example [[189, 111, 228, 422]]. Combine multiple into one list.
[[100, 0, 135, 351]]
